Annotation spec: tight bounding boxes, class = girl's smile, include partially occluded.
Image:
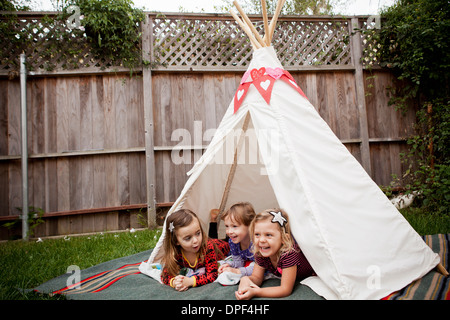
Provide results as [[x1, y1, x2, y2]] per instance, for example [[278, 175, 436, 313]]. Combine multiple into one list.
[[253, 220, 283, 262], [224, 216, 251, 250]]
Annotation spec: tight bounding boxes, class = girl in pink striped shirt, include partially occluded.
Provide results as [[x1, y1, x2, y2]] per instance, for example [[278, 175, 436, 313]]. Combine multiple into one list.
[[235, 209, 314, 300]]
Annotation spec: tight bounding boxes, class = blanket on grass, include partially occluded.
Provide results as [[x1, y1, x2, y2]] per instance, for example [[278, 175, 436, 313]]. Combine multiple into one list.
[[34, 234, 449, 300]]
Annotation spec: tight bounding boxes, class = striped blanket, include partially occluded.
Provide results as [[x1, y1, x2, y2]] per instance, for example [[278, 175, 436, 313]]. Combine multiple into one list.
[[383, 234, 449, 300], [36, 234, 449, 300], [51, 261, 143, 296]]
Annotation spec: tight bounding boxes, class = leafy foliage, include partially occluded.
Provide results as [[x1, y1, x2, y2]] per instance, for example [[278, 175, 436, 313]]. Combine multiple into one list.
[[215, 0, 344, 15], [0, 0, 31, 11], [377, 0, 450, 214], [66, 0, 145, 70], [0, 0, 147, 73], [2, 206, 45, 238], [378, 0, 449, 99]]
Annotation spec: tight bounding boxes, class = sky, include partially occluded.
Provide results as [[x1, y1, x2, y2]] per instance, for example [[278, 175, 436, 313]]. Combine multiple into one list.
[[134, 0, 397, 15], [32, 0, 397, 16]]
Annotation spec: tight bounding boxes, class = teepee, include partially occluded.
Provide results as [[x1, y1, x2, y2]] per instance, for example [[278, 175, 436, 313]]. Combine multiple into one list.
[[140, 0, 444, 299]]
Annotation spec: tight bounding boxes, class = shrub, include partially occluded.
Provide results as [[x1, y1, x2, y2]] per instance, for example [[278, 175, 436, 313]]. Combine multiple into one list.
[[377, 0, 449, 215], [66, 0, 145, 70]]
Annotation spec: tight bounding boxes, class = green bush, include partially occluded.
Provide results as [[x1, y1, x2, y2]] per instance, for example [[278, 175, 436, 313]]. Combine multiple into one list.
[[378, 0, 449, 97], [66, 0, 145, 70], [0, 0, 147, 72], [377, 0, 450, 215]]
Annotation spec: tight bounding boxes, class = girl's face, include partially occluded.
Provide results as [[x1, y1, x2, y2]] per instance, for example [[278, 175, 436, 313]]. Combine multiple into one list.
[[224, 215, 250, 245], [175, 218, 202, 255], [253, 219, 283, 260]]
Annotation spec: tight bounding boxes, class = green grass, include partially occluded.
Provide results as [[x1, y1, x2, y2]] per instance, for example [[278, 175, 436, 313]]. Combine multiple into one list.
[[0, 228, 162, 300], [1, 207, 448, 300], [400, 207, 450, 236]]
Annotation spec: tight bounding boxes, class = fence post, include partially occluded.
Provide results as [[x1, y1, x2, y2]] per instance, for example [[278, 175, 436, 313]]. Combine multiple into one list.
[[142, 15, 157, 229], [350, 17, 372, 176], [20, 53, 29, 240]]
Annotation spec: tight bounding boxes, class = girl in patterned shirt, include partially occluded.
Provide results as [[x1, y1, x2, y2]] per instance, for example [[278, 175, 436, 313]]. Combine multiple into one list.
[[161, 209, 230, 291], [235, 209, 314, 300]]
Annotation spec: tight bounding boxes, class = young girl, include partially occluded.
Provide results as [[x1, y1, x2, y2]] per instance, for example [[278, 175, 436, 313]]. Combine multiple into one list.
[[235, 209, 314, 300], [161, 209, 230, 291], [218, 202, 256, 277]]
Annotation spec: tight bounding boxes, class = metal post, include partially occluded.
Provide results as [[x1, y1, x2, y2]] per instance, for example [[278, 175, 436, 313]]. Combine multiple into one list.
[[141, 16, 157, 229], [20, 53, 29, 240]]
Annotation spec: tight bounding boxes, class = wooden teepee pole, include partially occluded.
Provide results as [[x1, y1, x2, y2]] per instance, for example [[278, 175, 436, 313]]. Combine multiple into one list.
[[230, 9, 261, 49], [233, 0, 266, 47], [268, 0, 286, 43], [437, 263, 449, 277], [217, 112, 251, 224], [261, 0, 270, 46]]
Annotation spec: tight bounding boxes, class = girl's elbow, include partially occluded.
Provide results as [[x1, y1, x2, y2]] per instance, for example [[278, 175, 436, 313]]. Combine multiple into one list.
[[277, 285, 294, 298], [281, 289, 294, 298]]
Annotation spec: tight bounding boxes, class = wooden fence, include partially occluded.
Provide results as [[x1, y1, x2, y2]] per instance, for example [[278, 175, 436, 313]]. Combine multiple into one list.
[[0, 12, 416, 239]]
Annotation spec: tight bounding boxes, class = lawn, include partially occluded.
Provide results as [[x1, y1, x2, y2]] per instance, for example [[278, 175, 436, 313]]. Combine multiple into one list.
[[401, 207, 450, 236], [0, 228, 162, 300], [0, 207, 448, 300]]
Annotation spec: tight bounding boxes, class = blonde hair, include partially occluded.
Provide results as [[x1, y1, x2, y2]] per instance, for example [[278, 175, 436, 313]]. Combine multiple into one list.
[[161, 209, 208, 277], [250, 208, 297, 263], [221, 202, 256, 226]]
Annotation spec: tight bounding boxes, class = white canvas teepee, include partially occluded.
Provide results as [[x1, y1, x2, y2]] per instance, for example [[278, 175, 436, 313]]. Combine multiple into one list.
[[140, 0, 441, 299]]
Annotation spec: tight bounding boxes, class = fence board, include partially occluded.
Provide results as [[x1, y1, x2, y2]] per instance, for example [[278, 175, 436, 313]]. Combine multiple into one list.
[[45, 158, 58, 212], [364, 70, 416, 186], [92, 76, 105, 150], [45, 78, 57, 154], [8, 81, 21, 156], [56, 78, 69, 154], [56, 158, 70, 212], [0, 83, 7, 156]]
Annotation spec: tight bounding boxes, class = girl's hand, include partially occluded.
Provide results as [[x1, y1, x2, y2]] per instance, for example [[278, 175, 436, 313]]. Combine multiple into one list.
[[235, 284, 260, 300], [172, 275, 184, 291], [235, 275, 261, 300], [237, 275, 253, 290], [218, 263, 230, 273], [173, 275, 192, 292], [220, 266, 241, 274]]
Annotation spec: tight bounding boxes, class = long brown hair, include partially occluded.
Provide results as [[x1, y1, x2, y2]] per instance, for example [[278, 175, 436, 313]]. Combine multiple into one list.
[[161, 209, 208, 277]]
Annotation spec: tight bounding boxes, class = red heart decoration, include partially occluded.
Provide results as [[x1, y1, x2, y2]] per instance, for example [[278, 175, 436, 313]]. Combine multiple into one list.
[[266, 67, 284, 80], [240, 70, 251, 84], [234, 82, 251, 113], [253, 75, 275, 104], [283, 70, 295, 81], [250, 67, 266, 81]]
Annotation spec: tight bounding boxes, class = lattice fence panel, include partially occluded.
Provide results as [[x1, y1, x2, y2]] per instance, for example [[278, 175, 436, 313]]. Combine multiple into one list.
[[152, 17, 254, 69], [0, 14, 128, 75], [152, 16, 353, 69], [358, 17, 382, 67], [273, 19, 351, 67], [0, 13, 376, 75]]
